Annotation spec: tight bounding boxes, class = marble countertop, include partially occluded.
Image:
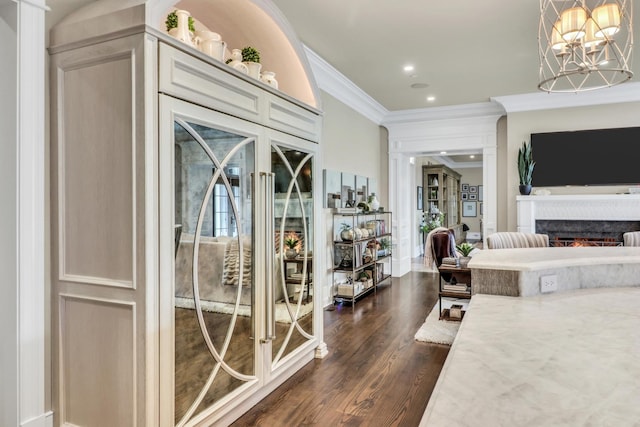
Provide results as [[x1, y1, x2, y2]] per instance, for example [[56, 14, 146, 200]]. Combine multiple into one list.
[[468, 246, 640, 271], [420, 288, 640, 426]]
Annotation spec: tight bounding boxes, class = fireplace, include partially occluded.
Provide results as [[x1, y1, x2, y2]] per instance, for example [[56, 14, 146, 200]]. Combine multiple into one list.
[[535, 220, 640, 246], [517, 194, 640, 246]]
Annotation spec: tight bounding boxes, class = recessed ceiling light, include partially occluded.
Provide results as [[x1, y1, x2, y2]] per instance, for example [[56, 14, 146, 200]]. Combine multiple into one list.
[[470, 155, 475, 159], [403, 65, 414, 72], [427, 96, 436, 102], [440, 151, 447, 155]]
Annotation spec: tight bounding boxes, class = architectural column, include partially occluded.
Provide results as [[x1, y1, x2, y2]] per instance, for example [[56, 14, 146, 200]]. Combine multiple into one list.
[[0, 0, 50, 426], [388, 150, 413, 276]]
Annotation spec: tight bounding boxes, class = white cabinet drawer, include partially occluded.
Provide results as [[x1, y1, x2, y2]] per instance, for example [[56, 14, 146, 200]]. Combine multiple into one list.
[[159, 43, 320, 142], [265, 93, 321, 143], [159, 43, 262, 123]]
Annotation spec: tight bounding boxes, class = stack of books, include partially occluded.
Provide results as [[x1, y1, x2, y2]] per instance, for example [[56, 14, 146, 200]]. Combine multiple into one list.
[[288, 273, 304, 281], [442, 283, 468, 293], [441, 257, 458, 266]]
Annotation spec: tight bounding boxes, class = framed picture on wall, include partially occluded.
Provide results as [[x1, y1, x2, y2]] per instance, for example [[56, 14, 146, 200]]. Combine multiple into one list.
[[417, 186, 423, 210], [461, 183, 469, 192], [469, 185, 477, 193], [461, 192, 468, 200], [341, 172, 355, 207], [463, 201, 477, 217], [356, 175, 368, 203], [480, 203, 483, 215], [469, 193, 477, 201], [478, 185, 483, 201], [323, 169, 341, 208]]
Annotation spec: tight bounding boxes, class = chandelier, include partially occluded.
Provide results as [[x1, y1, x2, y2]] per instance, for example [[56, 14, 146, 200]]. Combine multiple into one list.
[[538, 0, 633, 92]]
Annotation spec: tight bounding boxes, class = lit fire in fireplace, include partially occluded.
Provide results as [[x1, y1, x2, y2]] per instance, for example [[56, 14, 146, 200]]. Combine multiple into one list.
[[552, 237, 622, 247]]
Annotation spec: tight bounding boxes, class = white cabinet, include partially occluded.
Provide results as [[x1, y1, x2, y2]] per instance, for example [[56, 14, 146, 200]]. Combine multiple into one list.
[[50, 4, 323, 425]]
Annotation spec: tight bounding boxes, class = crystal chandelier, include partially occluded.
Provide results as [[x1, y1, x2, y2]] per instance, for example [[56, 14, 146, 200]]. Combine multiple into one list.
[[538, 0, 633, 92]]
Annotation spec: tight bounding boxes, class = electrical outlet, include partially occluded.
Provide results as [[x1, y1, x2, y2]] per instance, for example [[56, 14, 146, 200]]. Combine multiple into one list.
[[540, 274, 558, 293]]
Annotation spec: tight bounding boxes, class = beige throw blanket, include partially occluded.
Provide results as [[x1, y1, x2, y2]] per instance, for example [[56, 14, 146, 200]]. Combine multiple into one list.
[[424, 227, 456, 269], [222, 236, 252, 287]]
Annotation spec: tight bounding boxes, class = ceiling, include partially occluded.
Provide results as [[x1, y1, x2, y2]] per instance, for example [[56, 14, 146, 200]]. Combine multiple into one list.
[[45, 0, 639, 173], [271, 0, 640, 111]]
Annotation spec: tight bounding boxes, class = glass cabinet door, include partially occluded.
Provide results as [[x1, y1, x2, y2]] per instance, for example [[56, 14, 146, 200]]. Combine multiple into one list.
[[160, 98, 318, 426], [270, 140, 315, 366], [161, 97, 259, 426]]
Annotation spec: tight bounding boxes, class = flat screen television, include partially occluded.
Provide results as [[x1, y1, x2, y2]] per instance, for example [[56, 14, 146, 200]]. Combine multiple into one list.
[[530, 127, 640, 187]]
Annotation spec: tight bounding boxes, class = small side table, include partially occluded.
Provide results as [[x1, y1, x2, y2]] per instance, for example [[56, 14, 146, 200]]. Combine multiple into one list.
[[283, 257, 312, 303], [437, 264, 472, 321]]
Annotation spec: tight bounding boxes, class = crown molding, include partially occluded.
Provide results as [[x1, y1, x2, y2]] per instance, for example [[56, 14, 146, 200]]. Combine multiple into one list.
[[16, 0, 50, 11], [383, 101, 506, 125], [431, 155, 483, 169], [492, 82, 640, 113], [305, 45, 640, 124], [303, 45, 388, 124]]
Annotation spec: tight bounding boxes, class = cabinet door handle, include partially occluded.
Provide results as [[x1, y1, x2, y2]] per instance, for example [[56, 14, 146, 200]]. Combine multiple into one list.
[[260, 172, 277, 343]]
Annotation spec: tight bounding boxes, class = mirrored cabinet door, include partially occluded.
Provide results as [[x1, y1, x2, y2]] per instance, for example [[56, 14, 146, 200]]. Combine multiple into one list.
[[160, 97, 319, 426], [160, 97, 262, 426], [270, 138, 316, 367]]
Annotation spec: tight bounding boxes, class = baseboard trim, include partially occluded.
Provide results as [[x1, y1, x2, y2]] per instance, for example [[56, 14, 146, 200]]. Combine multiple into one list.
[[21, 411, 53, 427]]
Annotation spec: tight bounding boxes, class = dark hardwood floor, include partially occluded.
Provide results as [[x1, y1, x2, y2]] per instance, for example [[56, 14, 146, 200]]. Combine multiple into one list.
[[232, 269, 449, 427]]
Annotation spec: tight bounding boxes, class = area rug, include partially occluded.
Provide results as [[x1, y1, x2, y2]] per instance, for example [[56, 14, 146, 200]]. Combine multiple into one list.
[[175, 297, 313, 323], [414, 300, 468, 345]]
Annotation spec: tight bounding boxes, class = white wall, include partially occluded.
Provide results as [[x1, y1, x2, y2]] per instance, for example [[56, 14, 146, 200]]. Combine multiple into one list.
[[459, 167, 483, 234], [319, 90, 385, 306], [0, 3, 18, 427], [506, 102, 640, 230]]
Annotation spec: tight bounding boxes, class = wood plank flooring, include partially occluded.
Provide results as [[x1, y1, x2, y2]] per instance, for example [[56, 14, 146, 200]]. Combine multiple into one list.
[[232, 270, 449, 427]]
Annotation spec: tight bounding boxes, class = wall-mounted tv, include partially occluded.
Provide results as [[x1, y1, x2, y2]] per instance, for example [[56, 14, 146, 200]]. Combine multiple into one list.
[[530, 127, 640, 187]]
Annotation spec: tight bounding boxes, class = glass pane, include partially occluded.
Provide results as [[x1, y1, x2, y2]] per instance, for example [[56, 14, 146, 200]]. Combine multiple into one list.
[[271, 145, 314, 365], [174, 120, 256, 424]]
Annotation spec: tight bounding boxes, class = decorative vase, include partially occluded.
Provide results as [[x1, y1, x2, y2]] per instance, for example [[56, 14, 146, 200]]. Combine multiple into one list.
[[194, 30, 226, 61], [244, 61, 262, 79], [519, 184, 532, 195], [458, 256, 471, 268], [260, 71, 278, 89], [353, 228, 363, 240], [285, 248, 298, 259], [227, 49, 248, 74], [340, 228, 354, 241], [171, 10, 194, 47], [369, 193, 380, 211]]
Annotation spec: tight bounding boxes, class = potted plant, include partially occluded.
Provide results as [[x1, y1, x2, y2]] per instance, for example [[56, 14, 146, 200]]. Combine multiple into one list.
[[379, 237, 391, 257], [284, 235, 299, 259], [456, 242, 474, 268], [420, 211, 444, 255], [241, 46, 262, 79], [420, 211, 444, 234], [518, 140, 535, 195]]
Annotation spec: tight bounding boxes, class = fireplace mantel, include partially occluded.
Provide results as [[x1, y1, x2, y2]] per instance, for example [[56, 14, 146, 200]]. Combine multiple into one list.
[[517, 194, 640, 233]]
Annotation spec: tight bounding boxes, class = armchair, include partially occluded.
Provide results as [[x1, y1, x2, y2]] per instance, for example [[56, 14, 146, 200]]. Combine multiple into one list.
[[623, 231, 640, 246], [486, 232, 549, 249]]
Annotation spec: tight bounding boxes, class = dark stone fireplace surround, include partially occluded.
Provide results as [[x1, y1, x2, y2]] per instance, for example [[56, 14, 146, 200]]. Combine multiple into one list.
[[536, 220, 640, 245], [517, 194, 640, 246]]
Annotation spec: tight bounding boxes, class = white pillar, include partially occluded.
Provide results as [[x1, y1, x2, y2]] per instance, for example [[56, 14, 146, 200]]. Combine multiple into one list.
[[389, 150, 413, 276], [1, 0, 51, 426]]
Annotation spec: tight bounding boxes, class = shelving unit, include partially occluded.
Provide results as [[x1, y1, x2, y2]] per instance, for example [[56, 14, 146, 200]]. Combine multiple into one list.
[[438, 264, 472, 321], [332, 211, 393, 311], [423, 165, 461, 227], [283, 256, 312, 303]]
